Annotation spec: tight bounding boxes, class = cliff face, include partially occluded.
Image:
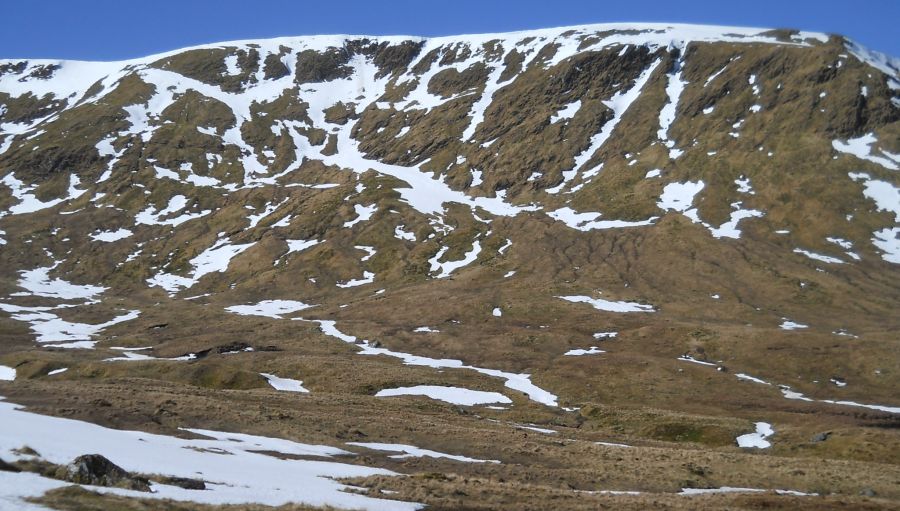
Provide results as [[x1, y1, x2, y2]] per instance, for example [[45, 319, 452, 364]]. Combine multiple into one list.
[[1, 23, 899, 510]]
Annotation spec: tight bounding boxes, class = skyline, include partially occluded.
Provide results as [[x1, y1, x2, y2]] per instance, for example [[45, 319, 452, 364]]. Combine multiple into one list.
[[2, 0, 899, 61]]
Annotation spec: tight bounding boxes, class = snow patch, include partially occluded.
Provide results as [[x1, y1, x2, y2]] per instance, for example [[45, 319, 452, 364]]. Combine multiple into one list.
[[0, 397, 418, 510], [90, 228, 133, 242], [564, 347, 605, 356], [375, 385, 511, 406], [261, 373, 309, 393], [225, 300, 316, 319], [550, 100, 582, 123], [557, 295, 654, 313], [833, 134, 899, 170], [348, 442, 498, 464], [736, 422, 774, 449], [429, 241, 481, 278]]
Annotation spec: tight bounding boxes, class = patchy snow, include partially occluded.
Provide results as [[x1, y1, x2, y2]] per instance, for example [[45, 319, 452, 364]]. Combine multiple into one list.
[[779, 319, 808, 330], [833, 133, 899, 170], [679, 487, 816, 496], [793, 248, 844, 264], [820, 398, 900, 414], [872, 227, 900, 264], [658, 181, 704, 212], [850, 173, 900, 221], [492, 307, 503, 317], [824, 237, 853, 250], [550, 100, 582, 123], [707, 203, 764, 239], [261, 373, 309, 393], [285, 239, 322, 255], [735, 176, 754, 194], [658, 181, 762, 238], [736, 422, 774, 448], [780, 385, 900, 413], [337, 271, 375, 288], [1, 173, 86, 215], [225, 300, 316, 319], [89, 228, 133, 242], [394, 225, 416, 241], [14, 307, 141, 349], [748, 74, 760, 95], [461, 59, 510, 141], [356, 245, 376, 262], [593, 331, 618, 339], [826, 237, 860, 260], [645, 169, 661, 178], [0, 397, 418, 510], [153, 165, 180, 180], [677, 355, 718, 367], [469, 169, 483, 187], [429, 241, 481, 278], [557, 295, 655, 313], [564, 346, 605, 356], [13, 265, 105, 300], [375, 385, 511, 406], [272, 214, 293, 228], [182, 239, 255, 280], [704, 58, 736, 86], [413, 326, 439, 333], [736, 373, 771, 385], [304, 320, 558, 407], [0, 365, 15, 381], [104, 347, 197, 362], [658, 56, 686, 159], [147, 238, 255, 295], [344, 204, 377, 228], [779, 385, 814, 402], [515, 424, 557, 435], [223, 54, 240, 75], [548, 207, 656, 231], [594, 441, 632, 448], [677, 350, 900, 415], [47, 368, 68, 376], [547, 59, 662, 193], [246, 200, 287, 229], [348, 442, 499, 464], [135, 195, 212, 227], [0, 471, 71, 511]]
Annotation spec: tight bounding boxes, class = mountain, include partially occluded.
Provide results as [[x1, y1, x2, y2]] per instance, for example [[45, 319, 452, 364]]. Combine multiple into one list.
[[0, 22, 899, 510]]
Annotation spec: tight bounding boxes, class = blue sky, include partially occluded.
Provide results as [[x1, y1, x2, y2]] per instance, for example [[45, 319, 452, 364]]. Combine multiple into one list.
[[3, 0, 898, 60]]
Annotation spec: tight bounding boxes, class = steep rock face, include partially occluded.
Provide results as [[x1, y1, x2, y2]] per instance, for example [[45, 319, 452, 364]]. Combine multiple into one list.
[[0, 23, 899, 510]]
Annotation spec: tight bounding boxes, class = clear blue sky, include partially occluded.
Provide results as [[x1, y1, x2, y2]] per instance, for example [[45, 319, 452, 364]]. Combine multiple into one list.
[[3, 0, 898, 61]]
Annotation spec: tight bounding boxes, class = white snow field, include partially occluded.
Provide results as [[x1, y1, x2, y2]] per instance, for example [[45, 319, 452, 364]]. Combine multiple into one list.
[[347, 442, 500, 464], [736, 422, 775, 449], [375, 385, 512, 406], [261, 373, 310, 393], [0, 397, 420, 510]]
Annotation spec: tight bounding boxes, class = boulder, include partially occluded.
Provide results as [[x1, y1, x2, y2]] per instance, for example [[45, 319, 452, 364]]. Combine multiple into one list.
[[56, 454, 150, 492], [0, 458, 20, 472]]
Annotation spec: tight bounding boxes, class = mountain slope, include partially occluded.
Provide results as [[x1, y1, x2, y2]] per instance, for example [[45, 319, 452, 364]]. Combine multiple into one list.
[[1, 23, 899, 510]]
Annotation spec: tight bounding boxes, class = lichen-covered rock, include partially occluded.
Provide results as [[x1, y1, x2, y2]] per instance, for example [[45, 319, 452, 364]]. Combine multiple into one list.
[[56, 454, 150, 492]]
